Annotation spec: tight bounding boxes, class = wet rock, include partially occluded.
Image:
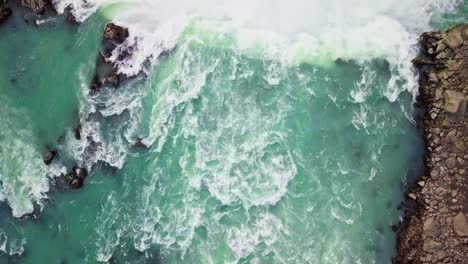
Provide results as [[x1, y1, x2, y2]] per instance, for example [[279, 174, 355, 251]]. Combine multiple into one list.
[[62, 5, 78, 24], [423, 217, 440, 237], [444, 90, 466, 123], [0, 7, 12, 25], [453, 212, 468, 237], [43, 150, 57, 165], [103, 23, 129, 44], [70, 178, 83, 189], [64, 166, 88, 189], [412, 56, 435, 66], [75, 167, 88, 179], [89, 23, 131, 94], [74, 123, 82, 140]]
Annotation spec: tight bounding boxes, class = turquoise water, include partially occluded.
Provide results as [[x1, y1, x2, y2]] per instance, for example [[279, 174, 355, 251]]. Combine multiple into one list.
[[0, 1, 467, 263]]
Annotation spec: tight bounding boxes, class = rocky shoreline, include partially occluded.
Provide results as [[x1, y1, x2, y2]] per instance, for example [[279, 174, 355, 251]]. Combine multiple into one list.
[[395, 24, 468, 263]]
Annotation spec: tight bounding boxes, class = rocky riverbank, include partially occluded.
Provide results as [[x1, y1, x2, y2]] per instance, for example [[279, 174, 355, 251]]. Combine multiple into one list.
[[395, 24, 468, 263]]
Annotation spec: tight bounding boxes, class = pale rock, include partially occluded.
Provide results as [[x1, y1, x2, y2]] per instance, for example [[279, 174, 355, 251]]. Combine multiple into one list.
[[453, 212, 468, 237], [423, 217, 440, 237], [444, 90, 466, 123], [423, 239, 443, 252], [444, 29, 464, 49], [445, 157, 456, 169]]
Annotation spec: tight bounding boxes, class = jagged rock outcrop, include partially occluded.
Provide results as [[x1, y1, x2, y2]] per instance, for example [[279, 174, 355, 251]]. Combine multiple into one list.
[[90, 23, 131, 94], [395, 24, 468, 264]]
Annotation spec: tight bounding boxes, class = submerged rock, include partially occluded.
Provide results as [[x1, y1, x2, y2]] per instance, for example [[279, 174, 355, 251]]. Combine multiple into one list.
[[132, 138, 148, 148], [0, 7, 12, 25], [43, 150, 57, 165]]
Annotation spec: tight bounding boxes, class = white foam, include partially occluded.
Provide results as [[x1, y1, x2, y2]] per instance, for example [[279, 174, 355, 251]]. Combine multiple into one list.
[[226, 213, 285, 259], [54, 0, 462, 100], [95, 192, 123, 262], [0, 97, 51, 218]]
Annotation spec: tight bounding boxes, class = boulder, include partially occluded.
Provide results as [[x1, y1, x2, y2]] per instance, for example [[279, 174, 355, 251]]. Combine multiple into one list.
[[0, 7, 12, 25], [444, 29, 464, 49], [43, 150, 57, 165], [444, 90, 466, 123], [445, 157, 457, 169], [453, 212, 468, 237], [423, 239, 443, 253], [423, 217, 440, 237]]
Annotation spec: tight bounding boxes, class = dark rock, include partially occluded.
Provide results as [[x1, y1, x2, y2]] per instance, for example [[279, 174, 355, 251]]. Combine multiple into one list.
[[70, 178, 83, 189], [74, 166, 88, 179], [62, 5, 77, 24], [0, 7, 12, 25], [22, 0, 54, 15], [64, 166, 88, 189], [43, 150, 57, 165], [64, 170, 77, 183], [90, 74, 103, 94], [103, 23, 129, 45], [412, 56, 436, 66], [89, 23, 131, 94], [74, 123, 82, 140]]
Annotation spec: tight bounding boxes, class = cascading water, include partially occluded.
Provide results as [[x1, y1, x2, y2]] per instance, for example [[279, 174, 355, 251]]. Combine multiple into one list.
[[0, 0, 466, 263]]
